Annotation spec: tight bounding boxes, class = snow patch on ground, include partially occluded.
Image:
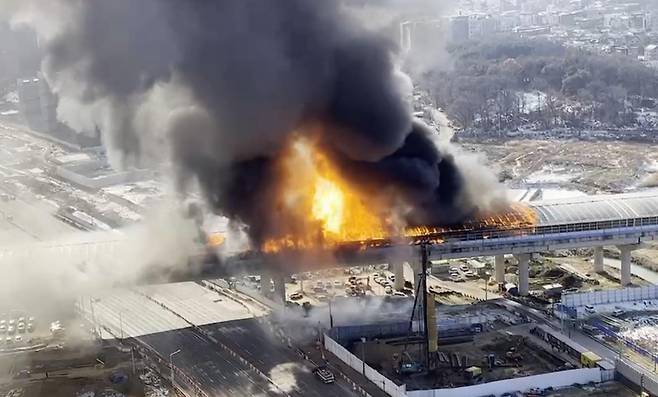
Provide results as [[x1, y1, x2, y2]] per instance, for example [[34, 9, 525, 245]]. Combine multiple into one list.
[[525, 167, 578, 184]]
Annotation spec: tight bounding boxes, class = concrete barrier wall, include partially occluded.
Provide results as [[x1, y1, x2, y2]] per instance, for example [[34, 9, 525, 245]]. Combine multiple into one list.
[[324, 333, 407, 397], [406, 368, 602, 397], [562, 285, 658, 308], [616, 358, 658, 395]]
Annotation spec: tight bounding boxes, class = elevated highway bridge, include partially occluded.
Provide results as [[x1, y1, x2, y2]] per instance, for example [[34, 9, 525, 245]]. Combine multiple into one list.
[[2, 192, 658, 295]]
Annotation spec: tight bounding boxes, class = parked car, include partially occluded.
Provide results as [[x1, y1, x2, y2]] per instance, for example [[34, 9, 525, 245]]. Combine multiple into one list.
[[289, 292, 303, 301], [584, 305, 596, 314]]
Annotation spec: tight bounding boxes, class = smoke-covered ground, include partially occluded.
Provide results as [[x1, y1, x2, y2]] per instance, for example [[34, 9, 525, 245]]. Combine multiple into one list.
[[0, 201, 202, 318], [6, 0, 505, 249]]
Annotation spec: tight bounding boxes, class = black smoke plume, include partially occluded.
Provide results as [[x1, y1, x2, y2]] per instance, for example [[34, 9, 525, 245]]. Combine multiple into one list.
[[13, 0, 497, 245]]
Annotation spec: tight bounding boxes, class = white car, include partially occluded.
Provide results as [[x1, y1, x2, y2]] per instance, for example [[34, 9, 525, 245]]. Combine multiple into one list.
[[0, 325, 5, 334], [459, 264, 469, 272], [14, 335, 22, 343], [584, 305, 596, 314], [7, 326, 15, 334]]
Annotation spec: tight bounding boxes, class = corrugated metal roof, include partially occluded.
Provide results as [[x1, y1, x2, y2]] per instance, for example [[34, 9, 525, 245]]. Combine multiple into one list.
[[530, 192, 658, 226]]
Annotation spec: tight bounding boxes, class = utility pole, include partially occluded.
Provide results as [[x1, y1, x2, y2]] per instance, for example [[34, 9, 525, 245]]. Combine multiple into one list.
[[421, 244, 430, 369], [361, 337, 366, 375], [328, 293, 334, 328], [131, 347, 136, 375], [119, 311, 124, 340], [169, 349, 181, 386]]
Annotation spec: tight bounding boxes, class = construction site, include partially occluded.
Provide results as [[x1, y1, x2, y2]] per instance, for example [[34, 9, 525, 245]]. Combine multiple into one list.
[[3, 1, 658, 396]]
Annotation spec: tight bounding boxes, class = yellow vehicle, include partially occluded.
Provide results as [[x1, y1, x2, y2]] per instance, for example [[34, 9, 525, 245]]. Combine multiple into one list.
[[581, 351, 601, 368]]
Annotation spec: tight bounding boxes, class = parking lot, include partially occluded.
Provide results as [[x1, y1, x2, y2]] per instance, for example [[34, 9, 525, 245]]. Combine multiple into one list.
[[282, 265, 410, 307], [0, 311, 42, 350]]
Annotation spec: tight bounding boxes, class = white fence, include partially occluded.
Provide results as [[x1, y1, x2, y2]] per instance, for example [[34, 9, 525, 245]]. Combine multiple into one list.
[[324, 334, 407, 397], [562, 285, 658, 308], [406, 368, 602, 397], [617, 358, 658, 395]]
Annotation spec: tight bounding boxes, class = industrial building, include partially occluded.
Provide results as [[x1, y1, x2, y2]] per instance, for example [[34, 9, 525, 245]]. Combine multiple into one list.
[[16, 76, 101, 148]]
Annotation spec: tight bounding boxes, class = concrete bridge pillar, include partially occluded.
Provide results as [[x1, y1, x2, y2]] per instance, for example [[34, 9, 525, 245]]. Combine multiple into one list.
[[494, 255, 505, 284], [411, 260, 422, 295], [618, 245, 637, 286], [259, 273, 271, 296], [273, 274, 287, 303], [593, 247, 604, 273], [392, 262, 405, 291], [515, 253, 531, 296]]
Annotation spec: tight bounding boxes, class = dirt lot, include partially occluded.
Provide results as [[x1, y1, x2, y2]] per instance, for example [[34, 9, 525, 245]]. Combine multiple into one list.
[[460, 138, 658, 193], [398, 332, 568, 390], [533, 256, 647, 292], [1, 370, 144, 397], [461, 137, 658, 273], [547, 381, 636, 397]]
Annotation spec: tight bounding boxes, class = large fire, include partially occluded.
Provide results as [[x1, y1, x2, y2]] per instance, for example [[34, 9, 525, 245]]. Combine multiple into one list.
[[262, 136, 392, 253], [261, 136, 538, 253]]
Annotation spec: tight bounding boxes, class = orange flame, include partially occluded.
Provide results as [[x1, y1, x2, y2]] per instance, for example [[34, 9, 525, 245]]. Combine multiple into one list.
[[263, 136, 391, 252], [262, 136, 537, 253]]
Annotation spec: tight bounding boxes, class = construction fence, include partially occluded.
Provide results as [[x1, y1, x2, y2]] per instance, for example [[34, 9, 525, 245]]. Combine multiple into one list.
[[616, 358, 658, 396], [561, 285, 658, 309], [405, 368, 602, 397], [324, 333, 407, 397]]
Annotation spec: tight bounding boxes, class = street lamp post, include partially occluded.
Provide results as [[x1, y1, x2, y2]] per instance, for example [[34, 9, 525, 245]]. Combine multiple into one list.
[[361, 337, 366, 375], [169, 349, 181, 386], [484, 272, 491, 301], [119, 311, 125, 340]]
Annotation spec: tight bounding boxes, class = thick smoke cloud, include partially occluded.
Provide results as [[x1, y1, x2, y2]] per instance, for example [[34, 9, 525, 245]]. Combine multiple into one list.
[[12, 0, 500, 245]]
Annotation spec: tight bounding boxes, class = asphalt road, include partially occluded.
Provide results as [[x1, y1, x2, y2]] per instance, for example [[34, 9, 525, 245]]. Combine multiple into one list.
[[141, 327, 280, 397], [202, 319, 362, 397], [128, 307, 362, 396]]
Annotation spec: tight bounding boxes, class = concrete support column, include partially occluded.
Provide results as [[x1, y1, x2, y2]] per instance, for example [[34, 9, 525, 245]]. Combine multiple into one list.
[[259, 273, 271, 296], [593, 247, 604, 273], [515, 253, 530, 296], [494, 255, 506, 284], [411, 260, 422, 296], [393, 262, 405, 291], [618, 245, 634, 287], [273, 275, 286, 303]]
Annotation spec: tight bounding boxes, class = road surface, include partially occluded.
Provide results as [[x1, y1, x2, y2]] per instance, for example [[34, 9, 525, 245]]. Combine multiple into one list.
[[203, 319, 365, 397], [85, 285, 364, 397]]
